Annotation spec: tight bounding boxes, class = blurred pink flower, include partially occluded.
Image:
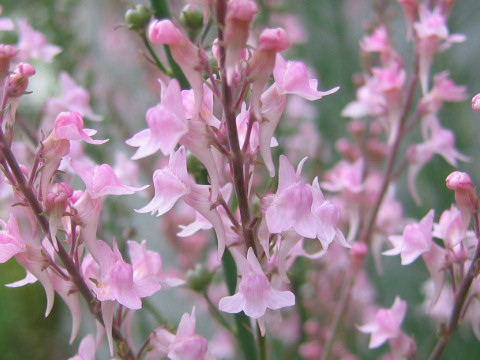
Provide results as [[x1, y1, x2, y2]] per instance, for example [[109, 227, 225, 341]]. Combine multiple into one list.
[[219, 247, 295, 319], [358, 296, 407, 348]]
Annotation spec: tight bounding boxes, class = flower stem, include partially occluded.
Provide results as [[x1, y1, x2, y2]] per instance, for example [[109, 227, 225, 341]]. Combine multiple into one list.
[[215, 0, 256, 253], [360, 57, 419, 245], [0, 127, 136, 360], [428, 213, 480, 360]]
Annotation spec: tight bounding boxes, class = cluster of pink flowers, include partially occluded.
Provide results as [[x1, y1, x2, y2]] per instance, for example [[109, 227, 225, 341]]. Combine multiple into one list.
[[0, 1, 479, 360]]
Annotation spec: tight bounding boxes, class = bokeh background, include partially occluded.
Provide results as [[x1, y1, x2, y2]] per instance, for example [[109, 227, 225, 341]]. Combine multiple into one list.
[[1, 0, 480, 358]]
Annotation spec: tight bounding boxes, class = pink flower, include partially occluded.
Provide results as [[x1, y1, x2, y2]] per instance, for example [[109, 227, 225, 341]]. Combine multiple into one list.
[[219, 248, 295, 319], [126, 79, 188, 159], [136, 146, 191, 217], [148, 19, 204, 116], [384, 210, 434, 265], [68, 334, 96, 360], [310, 177, 349, 249], [0, 214, 27, 263], [273, 54, 339, 101], [358, 296, 407, 348], [146, 308, 212, 360], [44, 72, 102, 127], [71, 160, 147, 199], [258, 84, 287, 176], [472, 93, 480, 111], [414, 6, 465, 93], [91, 240, 159, 309], [128, 240, 179, 291], [224, 0, 258, 84], [265, 156, 317, 238], [446, 171, 478, 216], [70, 161, 146, 261], [1, 214, 55, 316], [421, 71, 467, 113], [15, 18, 62, 62], [137, 146, 227, 258], [247, 27, 290, 118]]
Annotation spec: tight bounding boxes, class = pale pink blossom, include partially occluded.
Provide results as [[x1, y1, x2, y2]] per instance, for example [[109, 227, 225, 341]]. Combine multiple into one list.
[[49, 268, 82, 344], [247, 27, 290, 118], [68, 334, 96, 360], [0, 214, 27, 263], [146, 308, 212, 360], [358, 296, 407, 348], [90, 240, 160, 309], [126, 79, 188, 159], [384, 210, 434, 265], [420, 71, 467, 113], [265, 156, 317, 238], [259, 84, 287, 176], [128, 240, 183, 289], [71, 160, 147, 199], [148, 19, 204, 116], [15, 18, 62, 62], [407, 125, 468, 204], [310, 177, 349, 249], [224, 0, 257, 84], [273, 54, 339, 101], [472, 93, 480, 111], [0, 214, 55, 316], [136, 146, 227, 258], [446, 171, 478, 216], [219, 248, 295, 319], [44, 72, 102, 128], [321, 158, 364, 195], [433, 205, 469, 250], [414, 5, 465, 93], [0, 6, 14, 31]]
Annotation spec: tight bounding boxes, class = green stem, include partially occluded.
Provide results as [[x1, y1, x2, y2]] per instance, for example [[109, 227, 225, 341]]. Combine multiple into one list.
[[142, 298, 167, 325], [257, 325, 267, 360], [149, 0, 190, 89], [203, 291, 234, 333], [140, 32, 170, 75]]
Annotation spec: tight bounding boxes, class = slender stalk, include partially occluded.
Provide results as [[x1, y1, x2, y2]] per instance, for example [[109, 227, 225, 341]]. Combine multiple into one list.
[[320, 269, 354, 360], [0, 127, 136, 360], [360, 58, 419, 245], [140, 32, 171, 75], [428, 213, 480, 360], [215, 0, 256, 253], [203, 291, 234, 332]]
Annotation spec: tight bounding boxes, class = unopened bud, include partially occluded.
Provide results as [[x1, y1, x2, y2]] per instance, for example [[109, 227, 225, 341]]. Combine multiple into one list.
[[351, 241, 368, 267], [446, 171, 478, 214], [186, 264, 214, 293], [45, 182, 74, 213], [6, 62, 36, 97], [125, 5, 152, 31], [472, 93, 480, 111], [181, 5, 204, 39]]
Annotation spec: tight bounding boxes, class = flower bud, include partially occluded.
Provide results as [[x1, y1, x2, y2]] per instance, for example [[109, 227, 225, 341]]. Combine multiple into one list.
[[6, 62, 36, 97], [186, 264, 214, 293], [446, 171, 478, 214], [125, 5, 152, 31], [472, 93, 480, 111], [181, 5, 204, 39], [45, 182, 74, 213], [350, 241, 368, 267]]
